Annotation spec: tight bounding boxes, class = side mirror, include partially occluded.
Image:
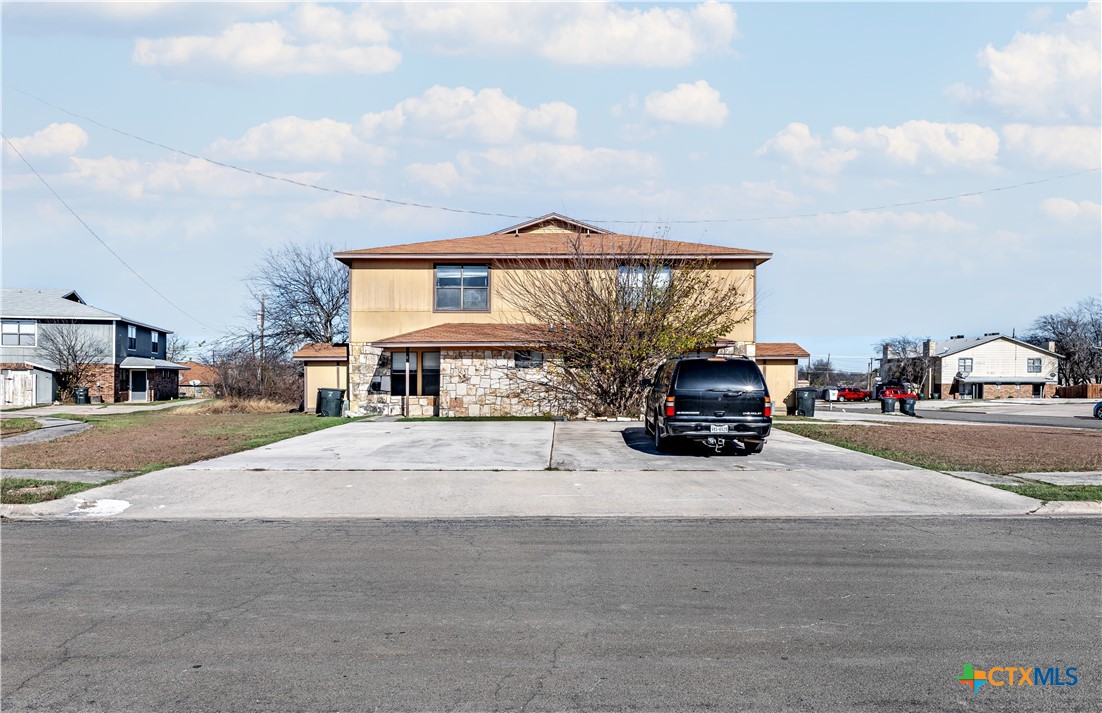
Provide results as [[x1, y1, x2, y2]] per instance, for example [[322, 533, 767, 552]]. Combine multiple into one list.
[[640, 378, 652, 388]]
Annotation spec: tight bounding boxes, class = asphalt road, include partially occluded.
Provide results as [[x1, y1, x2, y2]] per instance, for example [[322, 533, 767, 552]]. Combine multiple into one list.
[[913, 409, 1102, 429], [3, 518, 1098, 712]]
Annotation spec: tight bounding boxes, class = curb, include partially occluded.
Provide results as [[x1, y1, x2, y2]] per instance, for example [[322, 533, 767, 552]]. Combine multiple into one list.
[[1030, 501, 1102, 516]]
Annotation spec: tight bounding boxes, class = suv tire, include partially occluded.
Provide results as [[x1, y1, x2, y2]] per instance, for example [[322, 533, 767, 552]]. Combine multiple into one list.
[[653, 423, 669, 452]]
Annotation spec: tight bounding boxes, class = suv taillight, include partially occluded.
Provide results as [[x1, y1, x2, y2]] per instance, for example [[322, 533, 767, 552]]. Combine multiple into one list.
[[764, 398, 773, 418], [665, 396, 675, 417]]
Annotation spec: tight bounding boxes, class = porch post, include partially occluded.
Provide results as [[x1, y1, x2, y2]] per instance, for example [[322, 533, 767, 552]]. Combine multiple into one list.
[[404, 347, 411, 417]]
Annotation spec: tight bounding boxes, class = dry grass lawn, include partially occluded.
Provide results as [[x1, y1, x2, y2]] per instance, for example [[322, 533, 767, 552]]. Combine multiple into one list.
[[1, 407, 348, 474], [778, 422, 1102, 475], [1, 417, 42, 437]]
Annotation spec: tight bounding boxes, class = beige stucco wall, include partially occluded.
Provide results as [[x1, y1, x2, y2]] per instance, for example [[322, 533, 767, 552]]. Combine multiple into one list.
[[348, 258, 757, 343], [756, 358, 798, 404], [303, 361, 348, 411]]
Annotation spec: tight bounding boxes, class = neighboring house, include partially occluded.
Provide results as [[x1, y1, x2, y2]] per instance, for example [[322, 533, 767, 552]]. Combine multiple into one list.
[[292, 343, 348, 411], [883, 333, 1061, 399], [176, 361, 221, 399], [754, 343, 812, 400], [330, 213, 803, 417], [0, 288, 185, 405]]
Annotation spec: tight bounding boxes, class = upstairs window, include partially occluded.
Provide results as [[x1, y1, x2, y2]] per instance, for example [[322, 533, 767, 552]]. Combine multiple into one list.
[[435, 265, 489, 311], [957, 357, 973, 374], [1027, 358, 1041, 373], [1, 320, 36, 346], [618, 265, 671, 307], [127, 325, 137, 351], [152, 332, 159, 354]]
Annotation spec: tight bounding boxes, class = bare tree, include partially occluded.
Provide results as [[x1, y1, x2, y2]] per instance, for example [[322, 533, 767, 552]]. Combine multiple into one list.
[[37, 321, 110, 401], [208, 339, 302, 405], [498, 235, 754, 417], [1026, 296, 1102, 384], [244, 241, 349, 356], [877, 335, 936, 394], [806, 358, 835, 386]]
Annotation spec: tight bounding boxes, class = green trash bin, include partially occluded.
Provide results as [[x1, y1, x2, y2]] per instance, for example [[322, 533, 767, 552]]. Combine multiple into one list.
[[316, 388, 345, 417], [795, 387, 817, 417], [73, 387, 90, 405], [899, 396, 917, 417], [880, 396, 898, 414]]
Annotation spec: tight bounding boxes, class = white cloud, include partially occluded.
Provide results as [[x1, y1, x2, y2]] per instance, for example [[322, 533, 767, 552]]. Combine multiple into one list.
[[833, 121, 1000, 166], [1001, 124, 1102, 169], [454, 143, 659, 187], [358, 86, 577, 144], [210, 116, 391, 164], [643, 80, 728, 127], [1041, 197, 1102, 222], [66, 156, 325, 200], [757, 123, 858, 176], [796, 210, 976, 236], [405, 161, 466, 194], [398, 1, 737, 67], [953, 1, 1101, 120], [132, 4, 400, 78], [4, 123, 89, 159]]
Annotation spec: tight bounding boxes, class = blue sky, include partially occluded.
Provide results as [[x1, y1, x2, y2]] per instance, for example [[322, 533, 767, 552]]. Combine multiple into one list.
[[3, 1, 1099, 372]]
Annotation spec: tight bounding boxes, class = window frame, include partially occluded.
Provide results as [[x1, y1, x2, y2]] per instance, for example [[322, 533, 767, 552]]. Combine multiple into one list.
[[1026, 357, 1041, 373], [513, 350, 545, 368], [127, 325, 137, 351], [434, 264, 490, 313], [1, 320, 36, 347], [957, 357, 973, 374], [617, 264, 671, 308], [151, 331, 160, 354]]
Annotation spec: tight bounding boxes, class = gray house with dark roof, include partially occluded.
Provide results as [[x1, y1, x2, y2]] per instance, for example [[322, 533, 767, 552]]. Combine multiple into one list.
[[1, 288, 186, 405]]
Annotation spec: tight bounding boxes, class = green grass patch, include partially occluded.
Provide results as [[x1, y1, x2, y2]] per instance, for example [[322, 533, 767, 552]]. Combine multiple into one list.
[[1, 417, 42, 437], [1, 478, 100, 505], [994, 484, 1102, 502], [397, 416, 555, 422]]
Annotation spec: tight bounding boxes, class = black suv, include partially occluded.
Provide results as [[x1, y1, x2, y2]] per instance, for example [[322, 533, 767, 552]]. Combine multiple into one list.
[[643, 357, 773, 454]]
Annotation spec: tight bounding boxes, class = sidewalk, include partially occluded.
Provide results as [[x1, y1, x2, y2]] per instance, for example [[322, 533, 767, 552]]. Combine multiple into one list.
[[0, 399, 204, 418]]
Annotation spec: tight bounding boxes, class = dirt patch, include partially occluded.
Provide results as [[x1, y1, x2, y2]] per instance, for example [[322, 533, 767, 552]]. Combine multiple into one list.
[[1, 410, 347, 474], [778, 422, 1102, 475]]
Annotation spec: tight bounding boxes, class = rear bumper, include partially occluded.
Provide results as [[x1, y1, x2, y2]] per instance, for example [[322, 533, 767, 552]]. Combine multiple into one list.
[[664, 419, 771, 441]]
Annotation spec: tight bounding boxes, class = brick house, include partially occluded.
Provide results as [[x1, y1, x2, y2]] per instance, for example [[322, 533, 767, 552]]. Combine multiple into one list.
[[1, 288, 185, 405], [325, 213, 804, 417]]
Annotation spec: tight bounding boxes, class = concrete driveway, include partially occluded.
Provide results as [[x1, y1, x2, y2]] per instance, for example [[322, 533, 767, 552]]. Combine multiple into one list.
[[5, 420, 1047, 520]]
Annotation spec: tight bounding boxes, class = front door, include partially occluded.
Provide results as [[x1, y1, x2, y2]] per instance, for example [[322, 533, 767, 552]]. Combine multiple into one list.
[[130, 370, 148, 401]]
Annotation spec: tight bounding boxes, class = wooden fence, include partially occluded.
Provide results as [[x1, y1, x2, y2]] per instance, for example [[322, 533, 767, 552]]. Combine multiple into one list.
[[1056, 383, 1102, 399]]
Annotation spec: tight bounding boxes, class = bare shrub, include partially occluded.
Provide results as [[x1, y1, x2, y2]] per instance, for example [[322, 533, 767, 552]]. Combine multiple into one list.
[[173, 398, 294, 415]]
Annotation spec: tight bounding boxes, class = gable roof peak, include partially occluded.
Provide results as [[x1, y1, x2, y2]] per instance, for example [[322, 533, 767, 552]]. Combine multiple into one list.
[[493, 212, 611, 236]]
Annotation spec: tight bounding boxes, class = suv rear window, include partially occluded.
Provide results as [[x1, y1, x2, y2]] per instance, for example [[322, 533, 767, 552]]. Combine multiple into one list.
[[674, 360, 765, 391]]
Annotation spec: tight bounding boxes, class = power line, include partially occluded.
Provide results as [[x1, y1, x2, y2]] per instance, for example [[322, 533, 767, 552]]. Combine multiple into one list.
[[3, 134, 222, 333], [8, 85, 1101, 227]]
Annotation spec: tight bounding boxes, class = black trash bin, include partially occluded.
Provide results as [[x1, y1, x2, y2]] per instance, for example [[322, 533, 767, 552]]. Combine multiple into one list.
[[880, 396, 898, 414], [73, 387, 90, 405], [899, 396, 917, 417], [795, 387, 817, 417], [316, 388, 345, 417]]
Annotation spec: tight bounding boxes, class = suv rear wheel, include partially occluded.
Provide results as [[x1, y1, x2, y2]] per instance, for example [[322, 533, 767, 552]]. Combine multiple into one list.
[[653, 422, 669, 452]]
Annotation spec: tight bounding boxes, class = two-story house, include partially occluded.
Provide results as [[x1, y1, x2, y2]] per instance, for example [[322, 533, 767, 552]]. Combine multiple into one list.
[[0, 288, 185, 405], [309, 213, 800, 417], [882, 332, 1061, 400]]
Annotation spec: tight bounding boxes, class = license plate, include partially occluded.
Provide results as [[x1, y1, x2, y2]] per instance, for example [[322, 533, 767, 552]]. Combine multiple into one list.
[[709, 425, 729, 433]]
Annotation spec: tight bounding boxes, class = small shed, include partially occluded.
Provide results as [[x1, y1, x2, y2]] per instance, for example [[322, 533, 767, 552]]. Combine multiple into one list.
[[292, 343, 349, 411]]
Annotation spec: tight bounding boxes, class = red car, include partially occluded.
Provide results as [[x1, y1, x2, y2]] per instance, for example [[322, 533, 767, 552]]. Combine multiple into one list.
[[836, 387, 872, 402], [879, 387, 918, 399]]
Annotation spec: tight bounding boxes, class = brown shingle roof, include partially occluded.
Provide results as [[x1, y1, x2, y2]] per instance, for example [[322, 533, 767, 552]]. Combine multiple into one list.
[[335, 232, 770, 262], [291, 343, 349, 361], [176, 361, 220, 385], [755, 342, 810, 358], [373, 323, 548, 347]]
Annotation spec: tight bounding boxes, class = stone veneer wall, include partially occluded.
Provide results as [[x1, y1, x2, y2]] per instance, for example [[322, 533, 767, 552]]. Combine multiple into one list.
[[348, 342, 390, 416], [438, 349, 570, 417]]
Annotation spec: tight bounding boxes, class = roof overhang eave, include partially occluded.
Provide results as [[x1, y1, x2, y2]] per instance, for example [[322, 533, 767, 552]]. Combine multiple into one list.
[[336, 251, 773, 264]]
